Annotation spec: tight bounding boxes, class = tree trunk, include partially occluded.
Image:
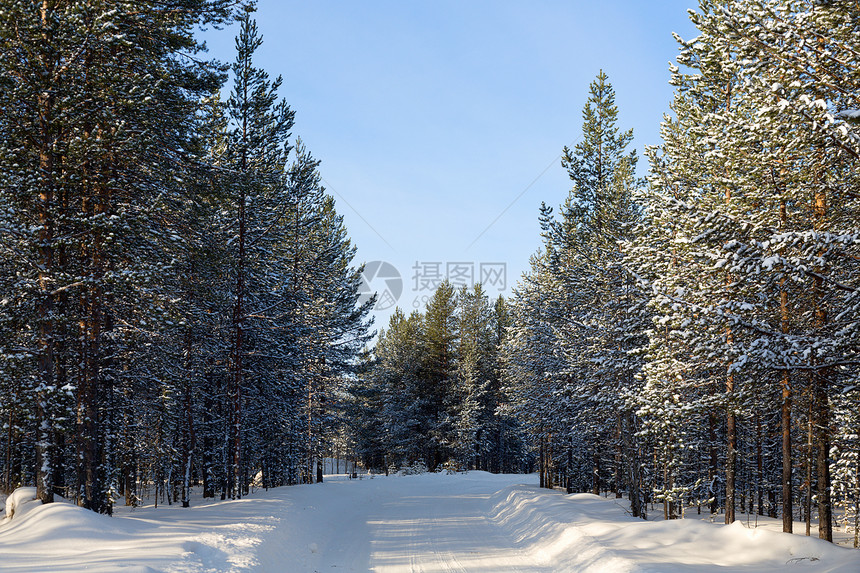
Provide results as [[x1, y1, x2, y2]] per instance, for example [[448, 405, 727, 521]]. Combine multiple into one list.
[[813, 368, 833, 542], [74, 101, 110, 513], [202, 377, 215, 499], [614, 414, 623, 498], [805, 402, 813, 536], [722, 123, 736, 526], [77, 255, 104, 514], [778, 196, 794, 533], [6, 411, 14, 493], [663, 461, 672, 520], [35, 67, 56, 507], [545, 436, 553, 489], [811, 175, 832, 542], [539, 436, 545, 489], [181, 369, 195, 508], [229, 177, 246, 499], [566, 436, 573, 494], [624, 411, 643, 518], [756, 413, 764, 516], [726, 374, 737, 524], [781, 370, 793, 532]]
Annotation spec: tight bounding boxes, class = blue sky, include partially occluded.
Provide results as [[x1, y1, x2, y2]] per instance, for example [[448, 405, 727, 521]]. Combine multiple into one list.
[[200, 1, 699, 330]]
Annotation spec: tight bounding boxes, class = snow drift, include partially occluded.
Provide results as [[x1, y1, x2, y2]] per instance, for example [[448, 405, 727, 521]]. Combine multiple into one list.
[[0, 473, 857, 572], [489, 485, 858, 572]]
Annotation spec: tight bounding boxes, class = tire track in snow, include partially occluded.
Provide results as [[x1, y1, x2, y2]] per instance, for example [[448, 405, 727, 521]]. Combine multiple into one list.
[[409, 551, 426, 573], [427, 499, 467, 573], [374, 477, 537, 573], [423, 493, 461, 573]]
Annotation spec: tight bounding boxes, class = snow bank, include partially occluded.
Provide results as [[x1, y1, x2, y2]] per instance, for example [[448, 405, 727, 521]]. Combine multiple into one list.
[[490, 485, 859, 572], [489, 486, 643, 572], [0, 488, 267, 572], [4, 487, 37, 520]]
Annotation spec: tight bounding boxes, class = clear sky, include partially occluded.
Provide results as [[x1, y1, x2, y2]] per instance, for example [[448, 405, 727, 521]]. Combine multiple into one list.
[[199, 1, 699, 332]]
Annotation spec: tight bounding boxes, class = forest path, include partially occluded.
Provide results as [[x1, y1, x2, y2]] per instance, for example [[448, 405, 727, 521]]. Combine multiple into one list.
[[253, 471, 549, 573]]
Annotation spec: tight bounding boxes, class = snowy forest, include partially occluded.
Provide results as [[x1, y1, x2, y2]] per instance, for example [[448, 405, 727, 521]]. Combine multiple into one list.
[[1, 0, 859, 555], [353, 0, 860, 546], [0, 2, 374, 514]]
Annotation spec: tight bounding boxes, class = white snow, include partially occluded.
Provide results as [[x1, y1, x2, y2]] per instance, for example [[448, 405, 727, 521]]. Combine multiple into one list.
[[0, 472, 857, 572], [4, 487, 36, 521]]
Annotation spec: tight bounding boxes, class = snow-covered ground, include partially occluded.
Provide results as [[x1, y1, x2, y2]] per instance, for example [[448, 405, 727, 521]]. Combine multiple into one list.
[[0, 471, 858, 572]]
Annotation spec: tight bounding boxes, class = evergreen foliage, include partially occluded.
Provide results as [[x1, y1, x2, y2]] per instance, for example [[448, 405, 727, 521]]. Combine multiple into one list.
[[502, 1, 860, 545], [1, 1, 858, 549], [0, 3, 372, 512], [352, 283, 528, 474]]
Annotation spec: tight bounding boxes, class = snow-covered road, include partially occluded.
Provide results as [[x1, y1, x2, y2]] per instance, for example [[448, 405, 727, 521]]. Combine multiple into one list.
[[252, 472, 552, 572], [1, 471, 858, 572]]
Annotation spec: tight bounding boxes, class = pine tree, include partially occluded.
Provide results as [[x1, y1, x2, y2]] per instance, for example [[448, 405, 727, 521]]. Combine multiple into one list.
[[0, 1, 379, 512], [368, 309, 427, 469], [502, 250, 566, 488], [220, 11, 294, 498], [452, 284, 495, 469], [0, 0, 242, 512], [353, 285, 523, 474], [632, 0, 860, 536], [504, 71, 646, 507], [420, 281, 458, 469]]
